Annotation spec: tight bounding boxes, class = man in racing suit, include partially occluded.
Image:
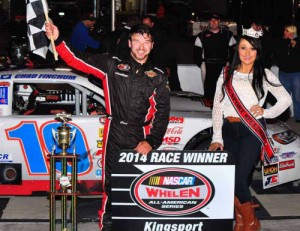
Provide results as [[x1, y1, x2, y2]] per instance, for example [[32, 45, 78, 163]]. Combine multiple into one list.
[[193, 13, 236, 102], [45, 23, 170, 231]]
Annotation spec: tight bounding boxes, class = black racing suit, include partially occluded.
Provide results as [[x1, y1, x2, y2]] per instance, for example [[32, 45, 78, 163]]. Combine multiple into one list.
[[55, 39, 170, 231], [194, 27, 236, 100]]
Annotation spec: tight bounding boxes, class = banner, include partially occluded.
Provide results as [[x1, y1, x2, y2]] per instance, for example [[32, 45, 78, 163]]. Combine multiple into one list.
[[111, 150, 235, 231]]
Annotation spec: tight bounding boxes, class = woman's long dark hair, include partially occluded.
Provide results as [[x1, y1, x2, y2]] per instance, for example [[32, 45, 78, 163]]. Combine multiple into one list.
[[222, 35, 278, 100]]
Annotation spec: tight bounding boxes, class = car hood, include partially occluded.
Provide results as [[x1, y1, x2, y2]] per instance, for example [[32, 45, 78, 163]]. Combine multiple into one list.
[[170, 91, 212, 112]]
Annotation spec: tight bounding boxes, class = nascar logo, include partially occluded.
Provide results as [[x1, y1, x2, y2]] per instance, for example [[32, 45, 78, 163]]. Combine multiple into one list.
[[130, 168, 214, 216], [148, 176, 195, 186]]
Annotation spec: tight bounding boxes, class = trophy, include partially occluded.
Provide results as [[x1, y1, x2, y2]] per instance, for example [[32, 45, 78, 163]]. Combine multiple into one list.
[[52, 113, 76, 156], [49, 112, 78, 231]]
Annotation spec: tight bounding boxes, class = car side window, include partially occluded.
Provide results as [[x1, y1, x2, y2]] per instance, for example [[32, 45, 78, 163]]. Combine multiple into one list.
[[12, 83, 105, 116]]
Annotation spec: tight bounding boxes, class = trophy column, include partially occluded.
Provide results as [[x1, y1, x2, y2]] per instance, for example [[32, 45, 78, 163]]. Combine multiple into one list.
[[49, 113, 78, 231]]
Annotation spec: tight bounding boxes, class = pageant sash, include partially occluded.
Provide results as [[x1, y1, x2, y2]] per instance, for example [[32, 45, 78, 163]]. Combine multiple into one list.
[[223, 67, 274, 163]]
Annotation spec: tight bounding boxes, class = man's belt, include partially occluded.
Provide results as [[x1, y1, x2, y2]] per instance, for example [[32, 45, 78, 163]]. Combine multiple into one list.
[[106, 114, 152, 127], [223, 66, 274, 163]]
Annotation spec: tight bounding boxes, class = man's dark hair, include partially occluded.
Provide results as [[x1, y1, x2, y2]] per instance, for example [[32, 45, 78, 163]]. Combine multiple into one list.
[[129, 24, 153, 41], [142, 15, 156, 24]]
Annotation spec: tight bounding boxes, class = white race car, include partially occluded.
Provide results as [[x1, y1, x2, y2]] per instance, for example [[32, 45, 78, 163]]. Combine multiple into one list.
[[0, 68, 299, 195]]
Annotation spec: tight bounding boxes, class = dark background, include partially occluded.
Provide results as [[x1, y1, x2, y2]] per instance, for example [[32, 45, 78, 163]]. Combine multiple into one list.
[[0, 0, 299, 59]]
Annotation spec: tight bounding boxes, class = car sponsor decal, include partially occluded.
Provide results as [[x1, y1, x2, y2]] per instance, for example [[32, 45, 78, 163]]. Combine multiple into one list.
[[263, 163, 278, 176], [279, 160, 295, 171], [264, 174, 279, 187], [272, 131, 297, 144], [166, 126, 183, 135], [0, 74, 12, 79], [97, 140, 103, 148], [15, 74, 77, 80], [267, 155, 279, 164], [0, 82, 10, 87], [273, 146, 281, 154], [279, 151, 297, 159], [0, 87, 8, 105], [169, 116, 184, 124], [96, 157, 102, 178], [130, 167, 214, 216], [163, 136, 181, 145], [0, 153, 12, 162]]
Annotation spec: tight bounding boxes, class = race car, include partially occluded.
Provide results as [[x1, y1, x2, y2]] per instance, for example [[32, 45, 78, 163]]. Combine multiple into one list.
[[0, 68, 299, 195]]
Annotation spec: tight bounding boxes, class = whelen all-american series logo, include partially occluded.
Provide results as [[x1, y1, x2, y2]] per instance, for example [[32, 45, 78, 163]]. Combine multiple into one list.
[[130, 168, 214, 216]]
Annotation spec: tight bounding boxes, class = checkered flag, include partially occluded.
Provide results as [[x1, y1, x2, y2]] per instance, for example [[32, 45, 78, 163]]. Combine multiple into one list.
[[26, 0, 57, 59]]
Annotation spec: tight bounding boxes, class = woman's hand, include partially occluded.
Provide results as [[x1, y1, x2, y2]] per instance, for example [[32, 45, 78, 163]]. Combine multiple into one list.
[[250, 105, 264, 117], [208, 142, 224, 151]]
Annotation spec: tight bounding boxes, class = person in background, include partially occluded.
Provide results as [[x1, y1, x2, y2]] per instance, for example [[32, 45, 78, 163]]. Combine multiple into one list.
[[45, 22, 170, 231], [194, 13, 236, 103], [70, 12, 100, 52], [156, 0, 165, 19], [272, 24, 300, 123], [209, 32, 291, 230], [249, 18, 273, 68], [142, 15, 182, 91], [114, 15, 141, 58]]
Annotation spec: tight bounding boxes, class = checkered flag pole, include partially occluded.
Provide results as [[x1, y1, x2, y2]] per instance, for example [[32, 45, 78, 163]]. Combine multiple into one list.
[[26, 0, 58, 60]]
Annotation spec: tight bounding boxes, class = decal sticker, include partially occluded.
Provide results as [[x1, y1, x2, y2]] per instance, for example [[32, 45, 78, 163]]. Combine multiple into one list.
[[169, 117, 184, 124], [279, 151, 296, 159], [166, 126, 183, 135], [14, 74, 76, 80], [96, 157, 102, 177], [117, 64, 130, 71], [264, 175, 279, 187], [273, 146, 281, 154], [0, 74, 12, 79], [163, 136, 181, 145], [145, 70, 157, 78], [130, 168, 214, 216], [97, 140, 103, 148], [264, 164, 278, 176], [279, 160, 295, 171], [0, 87, 8, 105], [99, 128, 104, 138], [266, 155, 279, 164], [272, 131, 297, 144], [0, 82, 10, 87], [0, 153, 12, 162]]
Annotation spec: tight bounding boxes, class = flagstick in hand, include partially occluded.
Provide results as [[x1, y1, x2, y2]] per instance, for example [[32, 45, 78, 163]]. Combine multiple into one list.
[[42, 0, 58, 60]]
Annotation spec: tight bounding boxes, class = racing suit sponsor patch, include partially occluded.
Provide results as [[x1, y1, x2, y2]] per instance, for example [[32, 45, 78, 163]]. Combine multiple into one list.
[[115, 72, 129, 77], [145, 70, 158, 78], [117, 64, 130, 71]]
